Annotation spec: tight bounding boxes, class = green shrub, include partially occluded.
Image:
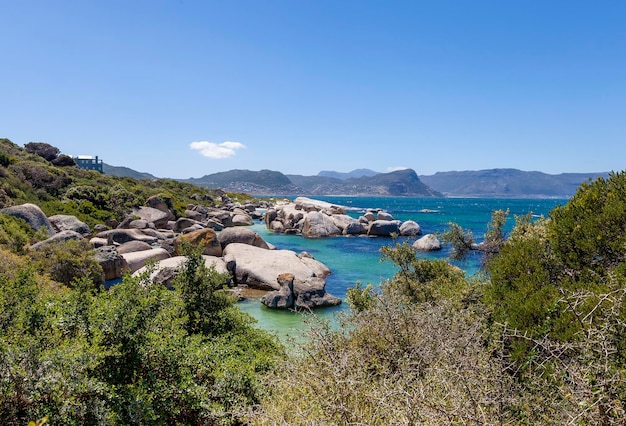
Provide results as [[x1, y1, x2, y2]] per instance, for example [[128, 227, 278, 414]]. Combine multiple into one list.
[[0, 213, 35, 254], [30, 239, 103, 286]]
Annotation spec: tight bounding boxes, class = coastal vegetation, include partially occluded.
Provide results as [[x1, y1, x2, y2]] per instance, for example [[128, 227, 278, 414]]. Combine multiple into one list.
[[253, 172, 626, 424], [1, 137, 625, 423]]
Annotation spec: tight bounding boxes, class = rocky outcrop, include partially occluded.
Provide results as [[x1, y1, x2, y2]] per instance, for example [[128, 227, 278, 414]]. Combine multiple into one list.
[[412, 234, 442, 251], [117, 240, 153, 254], [145, 195, 176, 220], [222, 243, 329, 291], [1, 203, 55, 236], [260, 273, 295, 309], [266, 198, 423, 239], [261, 273, 341, 310], [293, 277, 342, 309]]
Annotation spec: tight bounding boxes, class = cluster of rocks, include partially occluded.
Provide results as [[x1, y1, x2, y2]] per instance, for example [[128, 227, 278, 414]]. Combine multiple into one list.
[[1, 198, 341, 310], [264, 197, 442, 251]]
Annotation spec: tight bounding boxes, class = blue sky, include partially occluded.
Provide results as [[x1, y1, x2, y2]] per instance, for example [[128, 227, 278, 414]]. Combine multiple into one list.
[[1, 1, 625, 179]]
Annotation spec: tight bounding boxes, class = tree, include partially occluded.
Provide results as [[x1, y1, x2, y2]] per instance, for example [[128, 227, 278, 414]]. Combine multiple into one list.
[[24, 142, 60, 162]]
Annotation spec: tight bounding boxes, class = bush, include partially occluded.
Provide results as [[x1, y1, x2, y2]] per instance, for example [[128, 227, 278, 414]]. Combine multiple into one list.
[[30, 239, 103, 286], [0, 213, 35, 254], [24, 142, 60, 161], [0, 250, 281, 425], [51, 154, 76, 167], [380, 240, 470, 305], [0, 151, 12, 167]]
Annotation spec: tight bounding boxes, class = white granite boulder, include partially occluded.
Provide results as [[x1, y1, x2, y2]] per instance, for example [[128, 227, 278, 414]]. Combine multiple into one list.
[[302, 211, 342, 238], [399, 220, 422, 236], [412, 234, 442, 251], [223, 243, 329, 291]]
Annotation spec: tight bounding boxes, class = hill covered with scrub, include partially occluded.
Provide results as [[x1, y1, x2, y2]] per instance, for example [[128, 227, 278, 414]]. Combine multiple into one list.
[[1, 137, 625, 424]]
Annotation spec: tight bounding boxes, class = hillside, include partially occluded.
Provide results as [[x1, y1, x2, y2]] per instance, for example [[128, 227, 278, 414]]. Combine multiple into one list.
[[184, 168, 441, 196], [102, 163, 156, 180], [184, 169, 302, 194], [0, 138, 249, 227], [419, 169, 610, 198]]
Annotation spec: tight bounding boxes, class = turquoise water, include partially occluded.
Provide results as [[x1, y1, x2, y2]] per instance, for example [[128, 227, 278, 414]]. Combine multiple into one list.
[[239, 196, 567, 339]]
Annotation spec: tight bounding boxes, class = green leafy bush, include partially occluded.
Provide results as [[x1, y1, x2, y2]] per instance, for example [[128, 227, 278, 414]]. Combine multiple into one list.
[[0, 213, 36, 254], [0, 249, 281, 425], [30, 239, 103, 286]]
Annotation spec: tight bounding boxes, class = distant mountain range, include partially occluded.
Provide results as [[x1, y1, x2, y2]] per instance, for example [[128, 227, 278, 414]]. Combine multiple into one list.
[[184, 168, 441, 197], [419, 169, 610, 198], [102, 163, 156, 180], [102, 163, 610, 198]]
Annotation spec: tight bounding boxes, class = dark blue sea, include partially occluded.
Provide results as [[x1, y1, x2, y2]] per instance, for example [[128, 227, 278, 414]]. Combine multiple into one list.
[[239, 197, 567, 339]]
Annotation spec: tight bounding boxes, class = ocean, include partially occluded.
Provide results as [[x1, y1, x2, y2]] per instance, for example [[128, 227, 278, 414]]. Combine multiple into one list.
[[238, 196, 567, 340]]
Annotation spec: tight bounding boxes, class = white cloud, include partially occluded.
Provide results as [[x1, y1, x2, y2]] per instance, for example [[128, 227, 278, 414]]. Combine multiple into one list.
[[190, 141, 246, 159], [386, 166, 410, 172]]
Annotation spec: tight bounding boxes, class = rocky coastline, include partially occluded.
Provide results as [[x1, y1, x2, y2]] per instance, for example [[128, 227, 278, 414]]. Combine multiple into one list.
[[2, 195, 441, 311]]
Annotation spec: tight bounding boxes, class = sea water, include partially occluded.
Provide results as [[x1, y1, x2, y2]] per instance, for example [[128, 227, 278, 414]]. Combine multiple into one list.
[[238, 196, 567, 340]]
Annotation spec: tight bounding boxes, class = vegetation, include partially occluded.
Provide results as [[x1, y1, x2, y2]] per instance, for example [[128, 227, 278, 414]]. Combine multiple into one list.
[[0, 138, 241, 228], [2, 137, 626, 423], [0, 246, 281, 425], [254, 172, 626, 424]]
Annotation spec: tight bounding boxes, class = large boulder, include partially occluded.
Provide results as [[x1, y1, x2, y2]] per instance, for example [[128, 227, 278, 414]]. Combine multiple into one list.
[[217, 227, 270, 250], [399, 220, 422, 236], [231, 213, 254, 226], [131, 206, 170, 229], [96, 229, 158, 245], [1, 203, 55, 236], [174, 228, 222, 257], [121, 247, 171, 273], [367, 220, 401, 237], [412, 234, 442, 251], [94, 245, 129, 281], [302, 211, 342, 238], [48, 214, 91, 235], [223, 243, 329, 290], [30, 230, 84, 250]]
